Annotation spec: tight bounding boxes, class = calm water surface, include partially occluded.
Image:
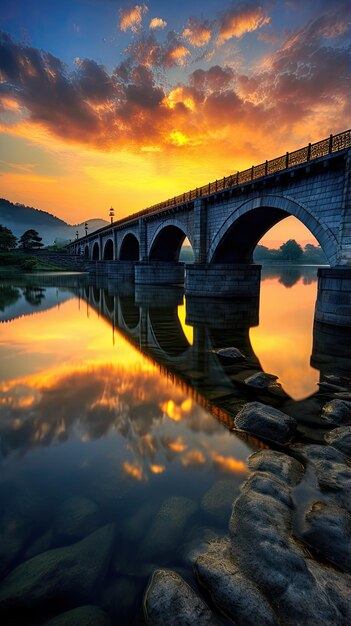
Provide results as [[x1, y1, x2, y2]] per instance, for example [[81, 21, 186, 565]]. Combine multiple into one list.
[[0, 267, 334, 624]]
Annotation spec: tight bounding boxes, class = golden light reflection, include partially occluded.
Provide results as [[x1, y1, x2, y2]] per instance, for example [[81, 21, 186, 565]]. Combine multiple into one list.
[[211, 452, 248, 474], [165, 437, 187, 453], [177, 298, 194, 345], [181, 449, 206, 467], [123, 461, 145, 481], [161, 397, 193, 421], [150, 464, 166, 474], [250, 277, 318, 399]]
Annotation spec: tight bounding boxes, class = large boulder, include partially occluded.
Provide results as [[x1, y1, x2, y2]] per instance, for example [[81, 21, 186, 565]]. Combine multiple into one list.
[[235, 402, 297, 444], [144, 569, 217, 625], [195, 538, 278, 625], [301, 501, 351, 573], [228, 469, 351, 625], [44, 605, 111, 626], [0, 524, 115, 613], [248, 450, 304, 487], [325, 426, 351, 459], [321, 400, 351, 426]]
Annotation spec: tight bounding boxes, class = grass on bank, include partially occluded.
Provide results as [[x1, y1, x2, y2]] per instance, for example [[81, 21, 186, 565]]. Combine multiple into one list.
[[0, 252, 67, 272]]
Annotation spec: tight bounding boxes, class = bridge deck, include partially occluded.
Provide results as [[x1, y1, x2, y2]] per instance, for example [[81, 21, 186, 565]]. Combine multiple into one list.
[[75, 128, 351, 241]]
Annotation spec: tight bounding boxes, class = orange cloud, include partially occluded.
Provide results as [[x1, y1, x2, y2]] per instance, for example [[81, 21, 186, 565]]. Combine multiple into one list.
[[217, 5, 270, 44], [183, 19, 212, 47], [119, 4, 148, 33], [149, 17, 167, 30]]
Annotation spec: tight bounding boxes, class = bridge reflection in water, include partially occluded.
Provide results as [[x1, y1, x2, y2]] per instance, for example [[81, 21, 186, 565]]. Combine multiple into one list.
[[65, 273, 350, 442]]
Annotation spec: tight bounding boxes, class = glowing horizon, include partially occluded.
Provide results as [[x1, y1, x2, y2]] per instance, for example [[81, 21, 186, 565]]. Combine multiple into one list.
[[1, 0, 350, 242]]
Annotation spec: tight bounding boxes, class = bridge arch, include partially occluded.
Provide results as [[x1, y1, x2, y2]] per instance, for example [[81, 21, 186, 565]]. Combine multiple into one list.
[[149, 220, 194, 262], [209, 195, 338, 266], [119, 232, 140, 261], [92, 242, 100, 260], [103, 239, 114, 260]]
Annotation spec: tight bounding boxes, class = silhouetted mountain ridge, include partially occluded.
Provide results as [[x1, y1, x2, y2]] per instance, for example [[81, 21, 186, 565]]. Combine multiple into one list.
[[0, 198, 109, 245]]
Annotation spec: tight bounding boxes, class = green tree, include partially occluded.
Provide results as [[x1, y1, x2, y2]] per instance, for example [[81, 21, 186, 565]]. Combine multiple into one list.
[[303, 243, 327, 264], [0, 225, 17, 251], [279, 239, 303, 262], [18, 229, 44, 250]]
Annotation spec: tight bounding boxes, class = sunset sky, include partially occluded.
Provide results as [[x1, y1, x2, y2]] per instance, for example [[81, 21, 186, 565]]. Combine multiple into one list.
[[0, 0, 350, 242]]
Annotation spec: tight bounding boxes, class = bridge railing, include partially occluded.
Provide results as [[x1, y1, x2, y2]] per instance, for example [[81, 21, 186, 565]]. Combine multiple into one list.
[[74, 129, 351, 239]]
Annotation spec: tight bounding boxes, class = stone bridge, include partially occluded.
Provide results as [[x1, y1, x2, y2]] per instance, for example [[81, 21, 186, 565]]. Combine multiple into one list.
[[67, 129, 351, 326]]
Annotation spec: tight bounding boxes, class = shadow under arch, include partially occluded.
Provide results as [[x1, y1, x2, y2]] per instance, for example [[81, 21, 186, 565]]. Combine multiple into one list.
[[119, 233, 140, 260], [92, 242, 100, 260], [92, 286, 100, 305], [103, 290, 115, 315], [148, 306, 191, 357], [84, 245, 89, 257], [149, 223, 194, 262], [209, 195, 338, 265], [103, 239, 114, 260], [119, 296, 140, 330]]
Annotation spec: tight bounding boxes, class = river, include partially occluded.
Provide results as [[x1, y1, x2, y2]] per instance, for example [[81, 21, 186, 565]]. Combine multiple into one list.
[[0, 266, 349, 625]]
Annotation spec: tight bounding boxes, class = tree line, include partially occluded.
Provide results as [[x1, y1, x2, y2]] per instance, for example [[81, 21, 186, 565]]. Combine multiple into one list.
[[253, 239, 327, 263], [0, 225, 43, 252]]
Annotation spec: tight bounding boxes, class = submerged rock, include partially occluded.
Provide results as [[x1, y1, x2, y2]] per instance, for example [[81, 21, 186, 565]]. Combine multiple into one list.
[[24, 529, 54, 560], [244, 372, 278, 389], [301, 501, 351, 574], [141, 497, 197, 559], [54, 496, 101, 542], [213, 347, 246, 361], [293, 444, 351, 513], [144, 569, 217, 625], [321, 399, 351, 426], [248, 450, 304, 487], [235, 402, 297, 444], [44, 605, 111, 626], [195, 538, 278, 626], [0, 511, 33, 579], [0, 524, 115, 612], [325, 426, 351, 459], [119, 502, 155, 544], [200, 480, 241, 526], [101, 577, 138, 620]]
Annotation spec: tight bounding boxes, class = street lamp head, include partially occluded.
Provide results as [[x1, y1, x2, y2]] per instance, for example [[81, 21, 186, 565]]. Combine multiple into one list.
[[84, 222, 88, 236], [109, 206, 115, 224]]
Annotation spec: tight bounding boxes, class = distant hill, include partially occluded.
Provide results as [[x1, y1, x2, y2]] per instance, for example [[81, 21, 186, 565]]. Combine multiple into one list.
[[0, 198, 109, 245]]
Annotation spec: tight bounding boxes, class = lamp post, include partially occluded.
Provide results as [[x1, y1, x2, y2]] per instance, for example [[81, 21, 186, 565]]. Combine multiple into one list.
[[85, 222, 88, 237], [109, 206, 115, 224], [76, 230, 79, 240]]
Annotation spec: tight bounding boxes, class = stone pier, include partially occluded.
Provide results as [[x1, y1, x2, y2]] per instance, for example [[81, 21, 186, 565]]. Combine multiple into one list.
[[315, 267, 351, 326], [135, 261, 185, 285], [185, 264, 261, 298]]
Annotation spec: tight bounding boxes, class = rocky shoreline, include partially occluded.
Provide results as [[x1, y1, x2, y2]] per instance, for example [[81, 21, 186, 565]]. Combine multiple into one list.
[[144, 390, 351, 625]]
